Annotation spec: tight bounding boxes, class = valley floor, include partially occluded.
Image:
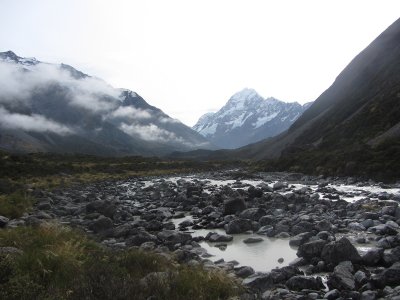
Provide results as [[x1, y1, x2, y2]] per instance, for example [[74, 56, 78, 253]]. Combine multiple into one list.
[[1, 152, 400, 299]]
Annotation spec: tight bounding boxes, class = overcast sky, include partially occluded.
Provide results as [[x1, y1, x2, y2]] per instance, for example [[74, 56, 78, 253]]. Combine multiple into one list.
[[1, 1, 399, 126]]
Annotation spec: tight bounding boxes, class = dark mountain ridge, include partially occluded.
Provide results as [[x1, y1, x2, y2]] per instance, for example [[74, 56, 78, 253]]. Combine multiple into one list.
[[175, 18, 400, 179], [0, 51, 212, 156]]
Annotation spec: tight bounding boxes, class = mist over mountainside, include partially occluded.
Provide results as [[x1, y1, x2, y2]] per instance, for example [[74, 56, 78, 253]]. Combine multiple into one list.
[[0, 51, 212, 156], [193, 88, 311, 149]]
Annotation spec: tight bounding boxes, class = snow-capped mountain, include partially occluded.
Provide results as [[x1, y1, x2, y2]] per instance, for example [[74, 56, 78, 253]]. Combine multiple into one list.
[[193, 88, 312, 149], [0, 51, 212, 156]]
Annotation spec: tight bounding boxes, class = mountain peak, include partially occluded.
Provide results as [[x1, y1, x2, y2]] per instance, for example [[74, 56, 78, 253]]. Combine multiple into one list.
[[0, 50, 39, 66], [193, 88, 311, 149], [229, 88, 260, 103]]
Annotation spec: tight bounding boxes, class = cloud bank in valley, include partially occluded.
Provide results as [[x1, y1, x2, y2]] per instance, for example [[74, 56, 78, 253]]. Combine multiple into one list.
[[0, 60, 121, 112], [120, 123, 181, 143], [0, 58, 188, 144], [0, 107, 74, 135]]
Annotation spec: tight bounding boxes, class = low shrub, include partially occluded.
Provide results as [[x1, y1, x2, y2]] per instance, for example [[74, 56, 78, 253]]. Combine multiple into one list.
[[0, 192, 34, 218], [0, 223, 240, 300]]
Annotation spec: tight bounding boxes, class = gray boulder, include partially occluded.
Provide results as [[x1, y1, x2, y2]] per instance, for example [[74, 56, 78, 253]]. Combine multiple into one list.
[[223, 198, 246, 215], [315, 220, 333, 232], [157, 230, 192, 245], [243, 237, 263, 244], [321, 237, 361, 265], [126, 230, 157, 246], [327, 261, 355, 291], [235, 266, 255, 278], [289, 232, 313, 247], [362, 247, 384, 266], [372, 262, 400, 288], [286, 275, 324, 291], [89, 216, 113, 233], [0, 215, 9, 227], [224, 218, 252, 234], [239, 208, 266, 221], [383, 246, 400, 266], [297, 239, 327, 260], [208, 233, 233, 243]]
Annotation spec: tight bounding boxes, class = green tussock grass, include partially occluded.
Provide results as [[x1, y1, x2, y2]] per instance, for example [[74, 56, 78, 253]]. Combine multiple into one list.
[[0, 192, 34, 219], [0, 223, 241, 300]]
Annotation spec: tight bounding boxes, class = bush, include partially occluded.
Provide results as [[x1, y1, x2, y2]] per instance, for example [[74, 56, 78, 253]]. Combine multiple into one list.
[[0, 192, 34, 218]]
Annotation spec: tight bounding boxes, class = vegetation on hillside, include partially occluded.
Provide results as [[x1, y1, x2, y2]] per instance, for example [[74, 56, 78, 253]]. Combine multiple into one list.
[[257, 137, 400, 181]]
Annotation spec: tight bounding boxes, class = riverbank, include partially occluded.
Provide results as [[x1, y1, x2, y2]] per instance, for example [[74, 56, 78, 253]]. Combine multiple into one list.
[[2, 170, 400, 299]]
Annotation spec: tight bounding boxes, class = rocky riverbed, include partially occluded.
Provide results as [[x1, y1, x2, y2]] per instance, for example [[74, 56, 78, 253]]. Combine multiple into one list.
[[3, 170, 400, 299]]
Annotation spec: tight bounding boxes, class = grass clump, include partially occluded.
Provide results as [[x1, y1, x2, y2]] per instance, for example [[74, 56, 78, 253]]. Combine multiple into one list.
[[0, 223, 241, 300], [0, 192, 34, 218]]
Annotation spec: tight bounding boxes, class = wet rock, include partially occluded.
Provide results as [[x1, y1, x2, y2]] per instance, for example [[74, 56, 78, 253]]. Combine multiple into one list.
[[289, 232, 313, 247], [88, 216, 113, 233], [369, 224, 398, 236], [361, 219, 375, 229], [224, 218, 252, 234], [247, 186, 263, 199], [274, 221, 290, 235], [273, 182, 287, 190], [257, 225, 274, 236], [259, 215, 275, 226], [362, 247, 384, 266], [126, 230, 157, 246], [348, 222, 366, 231], [297, 239, 327, 260], [0, 215, 9, 227], [372, 262, 400, 288], [37, 201, 52, 210], [275, 232, 290, 238], [316, 231, 335, 241], [327, 261, 355, 291], [223, 198, 246, 215], [86, 200, 116, 219], [235, 266, 255, 278], [243, 273, 274, 291], [239, 208, 267, 221], [291, 221, 314, 235], [321, 237, 361, 265], [381, 205, 397, 216], [285, 275, 324, 291], [324, 289, 340, 300], [360, 290, 377, 300], [157, 230, 191, 245], [382, 246, 400, 266], [145, 220, 164, 231], [354, 270, 368, 287], [243, 237, 263, 244], [207, 233, 233, 243]]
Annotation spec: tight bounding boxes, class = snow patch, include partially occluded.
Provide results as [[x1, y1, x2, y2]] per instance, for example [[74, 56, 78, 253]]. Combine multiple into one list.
[[252, 112, 279, 128]]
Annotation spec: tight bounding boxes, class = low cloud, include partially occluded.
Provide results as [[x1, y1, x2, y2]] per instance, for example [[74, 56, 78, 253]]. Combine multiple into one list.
[[159, 117, 181, 124], [120, 122, 184, 143], [0, 60, 121, 113], [0, 107, 74, 135], [109, 106, 152, 120]]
